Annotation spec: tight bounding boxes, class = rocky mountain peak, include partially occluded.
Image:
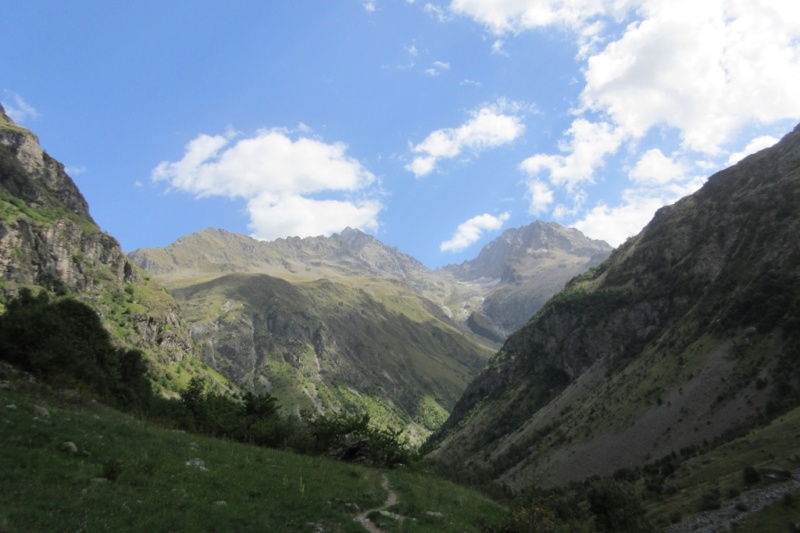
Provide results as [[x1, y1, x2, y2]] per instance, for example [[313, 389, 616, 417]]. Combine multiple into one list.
[[444, 221, 611, 282], [0, 104, 92, 221]]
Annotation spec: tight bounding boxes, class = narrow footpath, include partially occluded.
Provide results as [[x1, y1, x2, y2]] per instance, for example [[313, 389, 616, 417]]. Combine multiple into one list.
[[354, 475, 403, 533]]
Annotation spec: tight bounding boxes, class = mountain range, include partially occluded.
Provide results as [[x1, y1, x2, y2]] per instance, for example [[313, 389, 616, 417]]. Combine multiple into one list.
[[128, 222, 609, 441]]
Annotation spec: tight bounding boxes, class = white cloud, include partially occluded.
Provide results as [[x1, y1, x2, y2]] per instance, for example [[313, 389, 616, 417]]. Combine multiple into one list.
[[247, 194, 381, 241], [629, 149, 686, 185], [581, 0, 800, 153], [425, 60, 451, 76], [407, 104, 525, 176], [65, 165, 87, 176], [726, 135, 779, 166], [572, 194, 664, 247], [520, 118, 625, 189], [2, 92, 39, 123], [572, 176, 706, 246], [362, 0, 376, 12], [527, 180, 554, 215], [441, 212, 511, 252], [448, 0, 800, 246], [448, 2, 800, 155], [152, 129, 381, 239], [491, 39, 508, 56], [424, 3, 452, 22], [553, 188, 587, 219], [447, 0, 624, 35]]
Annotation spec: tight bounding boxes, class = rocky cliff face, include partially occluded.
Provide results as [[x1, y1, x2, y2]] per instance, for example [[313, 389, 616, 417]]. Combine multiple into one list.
[[429, 123, 800, 490], [0, 105, 220, 393], [0, 106, 133, 292]]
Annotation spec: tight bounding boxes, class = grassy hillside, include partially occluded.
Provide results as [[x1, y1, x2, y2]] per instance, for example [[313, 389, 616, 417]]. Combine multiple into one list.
[[167, 272, 492, 443], [0, 365, 506, 532]]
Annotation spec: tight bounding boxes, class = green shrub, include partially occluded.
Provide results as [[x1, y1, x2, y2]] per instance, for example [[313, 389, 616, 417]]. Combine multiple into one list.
[[743, 465, 761, 486], [0, 289, 152, 409], [587, 479, 652, 532], [698, 489, 721, 511]]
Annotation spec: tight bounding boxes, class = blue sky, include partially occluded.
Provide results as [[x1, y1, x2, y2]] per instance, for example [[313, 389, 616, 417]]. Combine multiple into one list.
[[3, 1, 799, 268]]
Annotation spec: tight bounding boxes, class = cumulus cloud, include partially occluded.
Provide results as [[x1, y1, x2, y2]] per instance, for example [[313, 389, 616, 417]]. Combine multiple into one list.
[[247, 194, 381, 241], [573, 176, 706, 246], [581, 0, 800, 153], [152, 129, 382, 240], [726, 135, 779, 166], [448, 0, 800, 244], [441, 212, 511, 252], [407, 104, 525, 177], [527, 180, 554, 215], [2, 92, 39, 123], [519, 119, 625, 189], [629, 149, 686, 185]]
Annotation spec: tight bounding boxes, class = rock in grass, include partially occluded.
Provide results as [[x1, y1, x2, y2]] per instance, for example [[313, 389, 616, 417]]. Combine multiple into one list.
[[185, 458, 207, 471], [59, 441, 78, 455]]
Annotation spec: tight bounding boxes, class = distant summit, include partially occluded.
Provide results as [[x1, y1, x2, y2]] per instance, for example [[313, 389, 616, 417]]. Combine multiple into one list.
[[445, 221, 610, 282], [442, 221, 612, 334]]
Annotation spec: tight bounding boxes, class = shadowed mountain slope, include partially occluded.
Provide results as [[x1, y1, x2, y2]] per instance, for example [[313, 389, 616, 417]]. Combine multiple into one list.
[[428, 123, 800, 490]]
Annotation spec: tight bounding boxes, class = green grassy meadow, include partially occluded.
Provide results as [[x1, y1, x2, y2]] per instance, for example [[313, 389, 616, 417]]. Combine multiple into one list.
[[0, 377, 506, 532]]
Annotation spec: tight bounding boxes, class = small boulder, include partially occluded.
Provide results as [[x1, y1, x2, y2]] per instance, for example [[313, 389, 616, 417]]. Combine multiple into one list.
[[185, 458, 207, 471], [59, 441, 79, 455]]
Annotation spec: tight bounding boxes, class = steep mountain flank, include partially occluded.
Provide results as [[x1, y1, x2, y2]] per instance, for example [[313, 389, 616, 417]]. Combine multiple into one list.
[[130, 229, 496, 440], [0, 105, 224, 393], [429, 124, 800, 490], [443, 222, 611, 335]]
